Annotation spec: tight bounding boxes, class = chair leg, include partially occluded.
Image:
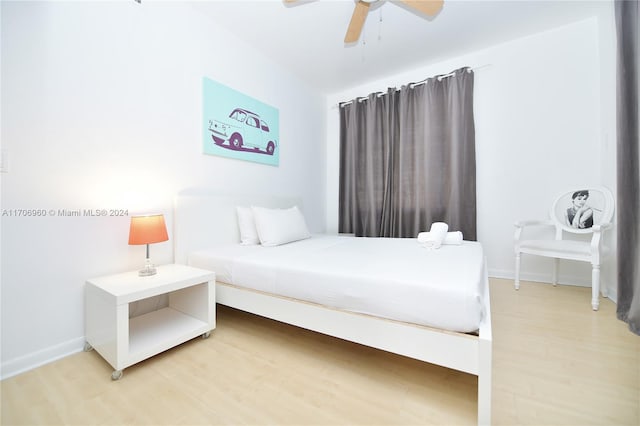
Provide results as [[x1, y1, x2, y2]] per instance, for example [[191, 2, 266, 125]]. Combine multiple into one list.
[[515, 253, 521, 290], [552, 258, 558, 286], [591, 264, 600, 311]]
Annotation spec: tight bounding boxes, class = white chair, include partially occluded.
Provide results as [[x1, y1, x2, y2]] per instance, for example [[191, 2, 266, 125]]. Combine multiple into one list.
[[514, 187, 615, 310]]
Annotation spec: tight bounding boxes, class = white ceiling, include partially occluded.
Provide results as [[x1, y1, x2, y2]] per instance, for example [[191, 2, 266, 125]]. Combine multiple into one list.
[[189, 0, 611, 93]]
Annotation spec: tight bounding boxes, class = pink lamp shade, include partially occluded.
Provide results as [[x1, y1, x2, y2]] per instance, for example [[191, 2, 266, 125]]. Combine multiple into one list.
[[128, 214, 168, 245], [128, 214, 168, 277]]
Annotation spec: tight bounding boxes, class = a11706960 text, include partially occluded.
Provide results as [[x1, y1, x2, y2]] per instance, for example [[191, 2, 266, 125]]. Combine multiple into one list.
[[1, 209, 129, 217]]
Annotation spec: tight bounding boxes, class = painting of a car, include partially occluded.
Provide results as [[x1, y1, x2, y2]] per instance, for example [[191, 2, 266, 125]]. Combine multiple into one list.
[[209, 108, 278, 155], [203, 78, 279, 166]]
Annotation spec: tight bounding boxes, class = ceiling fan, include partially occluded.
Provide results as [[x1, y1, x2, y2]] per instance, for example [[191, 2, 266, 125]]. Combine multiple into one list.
[[285, 0, 444, 43]]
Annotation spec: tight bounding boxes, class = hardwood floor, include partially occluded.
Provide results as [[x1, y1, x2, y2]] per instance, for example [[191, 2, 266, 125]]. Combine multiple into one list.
[[2, 279, 639, 425]]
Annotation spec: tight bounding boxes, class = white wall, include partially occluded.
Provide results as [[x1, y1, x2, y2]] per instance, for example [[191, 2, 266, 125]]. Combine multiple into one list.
[[0, 1, 326, 378], [326, 16, 617, 292], [595, 4, 618, 302]]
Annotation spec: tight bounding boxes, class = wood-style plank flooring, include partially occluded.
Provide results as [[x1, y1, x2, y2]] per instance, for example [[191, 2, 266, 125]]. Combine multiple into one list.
[[1, 279, 639, 425]]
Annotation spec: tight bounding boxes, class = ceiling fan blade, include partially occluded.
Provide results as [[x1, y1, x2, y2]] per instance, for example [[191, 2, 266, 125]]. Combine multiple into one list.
[[397, 0, 444, 17], [344, 1, 370, 43]]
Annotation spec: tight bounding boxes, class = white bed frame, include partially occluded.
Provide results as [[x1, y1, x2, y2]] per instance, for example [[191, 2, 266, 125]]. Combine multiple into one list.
[[174, 189, 492, 425]]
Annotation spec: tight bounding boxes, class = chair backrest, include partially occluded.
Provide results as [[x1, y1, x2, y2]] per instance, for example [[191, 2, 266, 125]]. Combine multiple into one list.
[[550, 186, 615, 235]]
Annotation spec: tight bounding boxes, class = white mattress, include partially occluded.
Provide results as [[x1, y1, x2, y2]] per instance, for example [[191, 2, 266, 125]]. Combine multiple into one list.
[[189, 234, 487, 333]]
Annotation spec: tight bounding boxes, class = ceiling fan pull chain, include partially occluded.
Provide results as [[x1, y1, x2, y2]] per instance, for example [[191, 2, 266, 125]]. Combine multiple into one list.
[[361, 27, 367, 63], [378, 7, 383, 41], [361, 37, 366, 62]]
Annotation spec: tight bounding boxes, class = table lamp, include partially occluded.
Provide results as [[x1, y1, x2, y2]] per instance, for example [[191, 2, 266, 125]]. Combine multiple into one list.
[[128, 214, 169, 276]]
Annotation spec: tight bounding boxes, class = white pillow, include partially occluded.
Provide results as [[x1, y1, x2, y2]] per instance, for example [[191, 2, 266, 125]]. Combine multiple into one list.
[[236, 206, 260, 245], [251, 205, 311, 246]]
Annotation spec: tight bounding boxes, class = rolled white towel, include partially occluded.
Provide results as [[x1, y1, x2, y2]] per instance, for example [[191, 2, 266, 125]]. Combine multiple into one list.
[[419, 222, 448, 249], [444, 231, 463, 245], [417, 230, 463, 245]]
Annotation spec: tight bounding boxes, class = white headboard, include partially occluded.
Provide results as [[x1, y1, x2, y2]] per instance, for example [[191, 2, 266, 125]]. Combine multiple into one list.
[[174, 188, 303, 264]]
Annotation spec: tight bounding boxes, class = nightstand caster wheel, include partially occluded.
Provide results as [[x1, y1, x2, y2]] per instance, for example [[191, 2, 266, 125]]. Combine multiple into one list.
[[111, 370, 123, 381], [202, 331, 211, 339], [83, 342, 93, 352]]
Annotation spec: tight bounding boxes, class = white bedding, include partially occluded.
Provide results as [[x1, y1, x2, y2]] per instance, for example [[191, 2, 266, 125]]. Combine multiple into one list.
[[189, 234, 486, 333]]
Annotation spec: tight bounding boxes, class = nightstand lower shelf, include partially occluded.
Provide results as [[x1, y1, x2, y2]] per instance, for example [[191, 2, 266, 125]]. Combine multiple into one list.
[[128, 307, 210, 365]]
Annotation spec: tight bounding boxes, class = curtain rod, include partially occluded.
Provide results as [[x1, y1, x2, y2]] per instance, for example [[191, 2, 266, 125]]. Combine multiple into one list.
[[336, 64, 491, 108]]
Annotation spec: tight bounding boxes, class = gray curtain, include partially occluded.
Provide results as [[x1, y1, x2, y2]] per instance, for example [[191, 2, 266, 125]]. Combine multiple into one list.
[[615, 0, 640, 335], [339, 67, 476, 239]]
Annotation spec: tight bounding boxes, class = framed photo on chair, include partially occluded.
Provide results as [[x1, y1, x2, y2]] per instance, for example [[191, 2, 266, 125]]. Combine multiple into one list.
[[552, 187, 614, 234]]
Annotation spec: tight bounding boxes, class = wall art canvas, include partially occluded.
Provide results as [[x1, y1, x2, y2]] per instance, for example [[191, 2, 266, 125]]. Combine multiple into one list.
[[202, 77, 279, 166]]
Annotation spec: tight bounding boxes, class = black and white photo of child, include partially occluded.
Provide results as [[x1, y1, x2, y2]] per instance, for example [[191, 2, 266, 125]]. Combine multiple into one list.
[[565, 190, 594, 229]]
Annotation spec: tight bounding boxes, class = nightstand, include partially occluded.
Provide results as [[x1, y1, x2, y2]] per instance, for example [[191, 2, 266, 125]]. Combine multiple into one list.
[[84, 264, 215, 380]]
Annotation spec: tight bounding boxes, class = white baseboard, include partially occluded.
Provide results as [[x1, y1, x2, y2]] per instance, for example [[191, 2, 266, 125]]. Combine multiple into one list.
[[489, 268, 589, 286], [1, 337, 85, 380], [604, 287, 618, 304], [488, 268, 618, 303]]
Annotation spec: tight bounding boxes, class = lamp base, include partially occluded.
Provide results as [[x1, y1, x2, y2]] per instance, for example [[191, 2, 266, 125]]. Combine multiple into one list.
[[138, 266, 157, 277], [138, 259, 157, 277]]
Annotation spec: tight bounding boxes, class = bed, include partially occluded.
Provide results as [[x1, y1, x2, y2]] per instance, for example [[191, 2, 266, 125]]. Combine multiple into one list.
[[174, 189, 492, 425]]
